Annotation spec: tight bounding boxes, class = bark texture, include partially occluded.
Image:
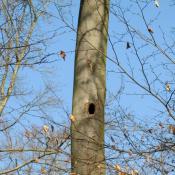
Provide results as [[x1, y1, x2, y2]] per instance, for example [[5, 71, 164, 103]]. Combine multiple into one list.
[[71, 0, 109, 174]]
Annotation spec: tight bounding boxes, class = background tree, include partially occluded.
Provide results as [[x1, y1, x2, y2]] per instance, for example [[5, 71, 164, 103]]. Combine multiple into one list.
[[0, 0, 72, 174], [103, 1, 175, 174]]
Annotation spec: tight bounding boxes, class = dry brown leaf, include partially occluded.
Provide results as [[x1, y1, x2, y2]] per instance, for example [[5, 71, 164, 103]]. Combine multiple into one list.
[[111, 145, 116, 150], [169, 125, 175, 135], [34, 158, 39, 163], [148, 27, 154, 33], [119, 172, 127, 175], [159, 122, 163, 128], [59, 50, 66, 60], [42, 125, 49, 133], [24, 131, 32, 138], [41, 167, 47, 174], [131, 170, 139, 175], [70, 114, 76, 122], [126, 42, 131, 49], [114, 164, 121, 171], [128, 150, 132, 156], [166, 83, 171, 92], [154, 0, 159, 7]]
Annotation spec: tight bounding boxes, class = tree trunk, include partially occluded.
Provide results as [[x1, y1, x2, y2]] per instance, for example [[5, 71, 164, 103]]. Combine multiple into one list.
[[71, 0, 109, 174]]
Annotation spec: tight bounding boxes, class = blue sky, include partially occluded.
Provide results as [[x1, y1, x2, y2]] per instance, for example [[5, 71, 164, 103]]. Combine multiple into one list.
[[52, 0, 174, 121], [15, 0, 175, 127], [1, 0, 174, 174]]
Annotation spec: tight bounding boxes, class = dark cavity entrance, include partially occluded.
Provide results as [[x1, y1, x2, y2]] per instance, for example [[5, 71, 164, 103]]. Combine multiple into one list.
[[88, 103, 95, 114]]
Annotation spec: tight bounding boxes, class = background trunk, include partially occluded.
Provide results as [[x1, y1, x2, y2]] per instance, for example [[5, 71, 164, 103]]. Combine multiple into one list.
[[71, 0, 109, 174]]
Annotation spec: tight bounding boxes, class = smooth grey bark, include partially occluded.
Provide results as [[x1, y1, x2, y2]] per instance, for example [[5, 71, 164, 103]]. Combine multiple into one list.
[[71, 0, 109, 174]]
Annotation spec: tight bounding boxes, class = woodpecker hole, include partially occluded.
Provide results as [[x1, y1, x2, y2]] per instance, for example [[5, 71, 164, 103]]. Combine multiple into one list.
[[88, 103, 95, 114]]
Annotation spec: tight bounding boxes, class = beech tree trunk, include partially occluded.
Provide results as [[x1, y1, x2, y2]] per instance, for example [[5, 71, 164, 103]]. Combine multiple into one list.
[[71, 0, 109, 174]]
